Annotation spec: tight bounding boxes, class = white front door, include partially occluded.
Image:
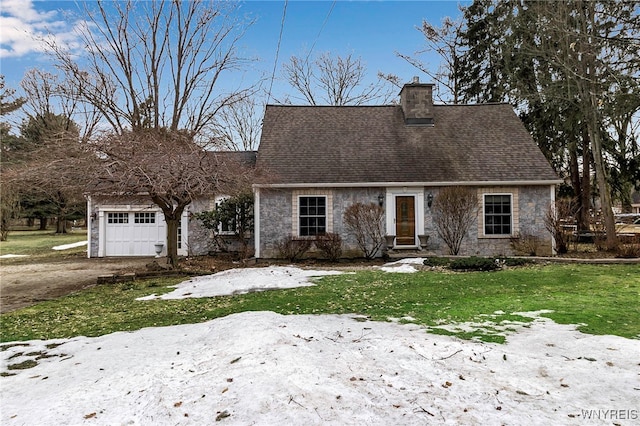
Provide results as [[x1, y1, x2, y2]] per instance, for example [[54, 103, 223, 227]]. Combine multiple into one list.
[[385, 188, 425, 248]]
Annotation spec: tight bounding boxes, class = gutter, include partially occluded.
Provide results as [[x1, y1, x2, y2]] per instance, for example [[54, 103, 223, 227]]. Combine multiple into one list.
[[253, 180, 563, 189]]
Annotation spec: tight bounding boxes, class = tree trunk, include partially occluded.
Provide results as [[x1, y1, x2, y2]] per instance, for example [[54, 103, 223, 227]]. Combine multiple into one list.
[[579, 138, 591, 232], [39, 217, 48, 230], [165, 216, 179, 268], [0, 219, 9, 241], [579, 0, 618, 250], [56, 216, 67, 234], [589, 94, 618, 250], [157, 200, 188, 268]]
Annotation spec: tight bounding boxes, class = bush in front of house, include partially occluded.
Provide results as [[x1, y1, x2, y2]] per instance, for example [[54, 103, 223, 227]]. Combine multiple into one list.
[[343, 202, 385, 260], [315, 232, 343, 262], [423, 257, 451, 267], [432, 187, 479, 255], [275, 236, 313, 262], [509, 232, 541, 256], [544, 199, 575, 254], [498, 257, 534, 267], [449, 256, 500, 271]]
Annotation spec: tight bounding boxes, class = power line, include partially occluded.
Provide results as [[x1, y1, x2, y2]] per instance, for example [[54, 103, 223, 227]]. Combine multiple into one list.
[[267, 0, 288, 104], [304, 0, 336, 64]]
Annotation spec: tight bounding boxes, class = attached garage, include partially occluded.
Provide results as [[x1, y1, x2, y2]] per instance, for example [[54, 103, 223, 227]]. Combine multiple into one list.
[[89, 202, 189, 257]]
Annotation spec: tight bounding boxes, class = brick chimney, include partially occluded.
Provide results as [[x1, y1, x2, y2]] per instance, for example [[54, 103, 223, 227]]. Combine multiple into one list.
[[400, 76, 434, 126]]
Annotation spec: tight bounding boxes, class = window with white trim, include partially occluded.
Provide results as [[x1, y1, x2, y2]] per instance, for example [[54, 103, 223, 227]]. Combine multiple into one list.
[[107, 212, 128, 224], [484, 194, 512, 235], [299, 196, 326, 236], [215, 196, 236, 235]]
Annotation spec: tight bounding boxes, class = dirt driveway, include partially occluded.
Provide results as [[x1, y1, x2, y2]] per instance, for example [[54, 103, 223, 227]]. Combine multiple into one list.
[[0, 257, 157, 313]]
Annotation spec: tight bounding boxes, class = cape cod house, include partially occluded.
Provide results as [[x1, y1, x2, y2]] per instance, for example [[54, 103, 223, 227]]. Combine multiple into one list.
[[253, 79, 561, 259]]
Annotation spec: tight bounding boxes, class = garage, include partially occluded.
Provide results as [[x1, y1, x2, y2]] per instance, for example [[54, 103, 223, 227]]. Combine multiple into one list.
[[104, 211, 166, 256]]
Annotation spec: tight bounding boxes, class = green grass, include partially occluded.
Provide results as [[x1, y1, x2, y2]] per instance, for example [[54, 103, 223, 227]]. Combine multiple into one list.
[[0, 229, 87, 260], [1, 264, 638, 343]]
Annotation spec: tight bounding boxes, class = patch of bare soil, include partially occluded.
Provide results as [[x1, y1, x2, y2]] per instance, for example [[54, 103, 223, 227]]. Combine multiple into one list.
[[0, 257, 159, 313], [0, 255, 386, 313]]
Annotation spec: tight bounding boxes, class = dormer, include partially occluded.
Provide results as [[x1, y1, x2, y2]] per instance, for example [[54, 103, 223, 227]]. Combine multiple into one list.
[[400, 77, 434, 126]]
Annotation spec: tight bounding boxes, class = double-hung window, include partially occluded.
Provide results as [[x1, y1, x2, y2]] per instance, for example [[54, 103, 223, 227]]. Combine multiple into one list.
[[484, 194, 512, 235], [299, 196, 326, 236]]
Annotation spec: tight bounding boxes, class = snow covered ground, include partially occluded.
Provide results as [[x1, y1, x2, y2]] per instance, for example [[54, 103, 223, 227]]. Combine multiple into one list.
[[1, 263, 639, 425]]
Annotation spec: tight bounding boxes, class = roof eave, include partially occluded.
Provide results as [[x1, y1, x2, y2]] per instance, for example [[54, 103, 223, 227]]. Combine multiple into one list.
[[253, 180, 563, 189]]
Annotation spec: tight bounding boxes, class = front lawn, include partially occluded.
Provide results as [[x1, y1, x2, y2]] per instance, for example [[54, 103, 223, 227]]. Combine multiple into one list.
[[0, 229, 87, 260], [1, 263, 638, 343]]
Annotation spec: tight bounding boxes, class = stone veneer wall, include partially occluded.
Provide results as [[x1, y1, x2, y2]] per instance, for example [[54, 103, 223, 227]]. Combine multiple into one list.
[[259, 185, 553, 259], [422, 185, 553, 257], [186, 198, 215, 256], [258, 187, 385, 259]]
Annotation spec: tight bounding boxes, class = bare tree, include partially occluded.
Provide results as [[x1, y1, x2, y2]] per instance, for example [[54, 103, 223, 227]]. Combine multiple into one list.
[[343, 202, 385, 259], [432, 187, 479, 255], [21, 69, 100, 144], [42, 0, 257, 264], [93, 128, 255, 266], [396, 17, 465, 104], [46, 0, 254, 137], [282, 52, 396, 105], [208, 97, 262, 151], [0, 76, 25, 116]]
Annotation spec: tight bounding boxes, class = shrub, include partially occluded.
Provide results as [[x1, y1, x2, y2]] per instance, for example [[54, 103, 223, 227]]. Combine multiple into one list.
[[593, 231, 608, 251], [193, 192, 254, 258], [616, 235, 640, 258], [314, 233, 343, 262], [275, 237, 312, 262], [544, 199, 575, 254], [423, 257, 451, 267], [432, 187, 479, 255], [449, 256, 500, 271], [509, 232, 541, 256], [343, 202, 385, 260], [498, 257, 534, 267]]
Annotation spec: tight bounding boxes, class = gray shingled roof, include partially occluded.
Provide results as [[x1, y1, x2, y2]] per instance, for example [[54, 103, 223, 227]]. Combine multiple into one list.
[[257, 104, 559, 185]]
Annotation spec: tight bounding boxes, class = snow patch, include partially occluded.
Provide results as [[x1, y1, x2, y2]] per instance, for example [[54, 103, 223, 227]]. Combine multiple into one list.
[[137, 266, 345, 300], [378, 257, 425, 273], [1, 311, 638, 425], [52, 241, 88, 251]]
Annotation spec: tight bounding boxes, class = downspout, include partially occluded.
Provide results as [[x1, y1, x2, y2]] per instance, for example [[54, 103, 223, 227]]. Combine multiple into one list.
[[254, 186, 261, 258], [550, 185, 557, 255], [86, 195, 92, 258]]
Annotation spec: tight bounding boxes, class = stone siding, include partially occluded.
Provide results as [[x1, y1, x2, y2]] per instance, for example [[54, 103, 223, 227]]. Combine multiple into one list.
[[258, 187, 385, 259], [259, 185, 554, 259]]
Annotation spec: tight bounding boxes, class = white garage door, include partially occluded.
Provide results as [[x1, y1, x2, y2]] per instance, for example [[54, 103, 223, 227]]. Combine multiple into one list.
[[105, 212, 166, 256]]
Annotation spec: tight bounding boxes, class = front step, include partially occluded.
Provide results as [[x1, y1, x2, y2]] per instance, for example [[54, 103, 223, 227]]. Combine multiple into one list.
[[386, 249, 435, 259]]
